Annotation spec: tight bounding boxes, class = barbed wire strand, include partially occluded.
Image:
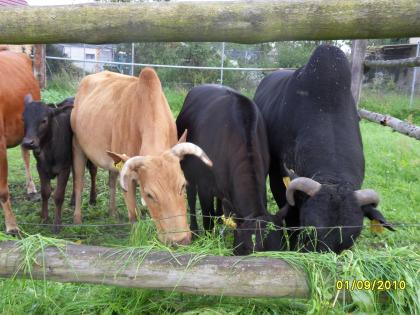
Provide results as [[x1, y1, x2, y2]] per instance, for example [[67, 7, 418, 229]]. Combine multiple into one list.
[[14, 212, 420, 232]]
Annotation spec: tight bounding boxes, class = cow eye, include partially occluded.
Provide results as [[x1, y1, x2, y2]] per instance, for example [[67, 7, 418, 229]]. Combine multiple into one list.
[[146, 192, 155, 201], [180, 183, 187, 195], [41, 118, 48, 124]]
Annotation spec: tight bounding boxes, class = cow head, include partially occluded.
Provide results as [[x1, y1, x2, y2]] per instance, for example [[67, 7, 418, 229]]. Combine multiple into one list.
[[233, 211, 287, 255], [284, 174, 394, 253], [107, 141, 212, 247], [22, 94, 73, 151]]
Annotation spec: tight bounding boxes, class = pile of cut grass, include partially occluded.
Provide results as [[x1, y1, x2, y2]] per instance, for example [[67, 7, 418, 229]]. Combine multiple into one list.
[[0, 87, 419, 314]]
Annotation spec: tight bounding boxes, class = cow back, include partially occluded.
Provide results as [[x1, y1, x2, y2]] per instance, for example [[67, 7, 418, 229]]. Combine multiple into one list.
[[177, 84, 270, 218], [71, 68, 177, 170], [255, 45, 364, 187]]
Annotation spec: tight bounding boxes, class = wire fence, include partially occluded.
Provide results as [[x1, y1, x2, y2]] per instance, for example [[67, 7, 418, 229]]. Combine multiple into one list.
[[16, 213, 420, 233], [45, 42, 296, 92], [42, 41, 420, 114]]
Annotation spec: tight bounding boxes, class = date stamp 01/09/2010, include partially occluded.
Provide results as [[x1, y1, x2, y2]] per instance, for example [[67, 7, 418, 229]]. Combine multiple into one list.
[[335, 280, 406, 291]]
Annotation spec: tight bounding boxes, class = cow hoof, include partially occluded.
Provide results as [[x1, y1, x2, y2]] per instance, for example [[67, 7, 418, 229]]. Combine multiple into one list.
[[40, 217, 51, 224], [129, 217, 138, 224], [73, 217, 82, 225], [89, 199, 97, 206], [6, 227, 20, 236], [27, 192, 41, 202], [52, 225, 61, 234]]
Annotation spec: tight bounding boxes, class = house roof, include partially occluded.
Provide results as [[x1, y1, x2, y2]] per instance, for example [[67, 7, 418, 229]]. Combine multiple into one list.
[[0, 0, 28, 6]]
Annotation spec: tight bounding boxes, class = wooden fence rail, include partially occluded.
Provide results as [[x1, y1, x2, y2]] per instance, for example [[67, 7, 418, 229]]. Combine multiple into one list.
[[0, 1, 420, 44], [359, 109, 420, 140], [0, 241, 309, 298], [364, 57, 420, 68]]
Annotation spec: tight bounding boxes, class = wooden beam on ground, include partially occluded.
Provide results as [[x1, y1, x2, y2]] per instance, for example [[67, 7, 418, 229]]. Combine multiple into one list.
[[364, 57, 420, 68], [351, 40, 368, 107], [359, 109, 420, 140], [0, 241, 309, 298], [0, 1, 420, 44]]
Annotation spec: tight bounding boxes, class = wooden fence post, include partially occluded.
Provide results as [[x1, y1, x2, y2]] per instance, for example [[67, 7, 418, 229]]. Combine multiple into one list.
[[33, 44, 46, 89], [351, 40, 368, 107]]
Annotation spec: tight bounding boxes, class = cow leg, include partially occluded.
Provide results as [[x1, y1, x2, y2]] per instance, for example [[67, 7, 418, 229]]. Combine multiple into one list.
[[123, 179, 138, 223], [269, 162, 299, 250], [215, 198, 223, 216], [21, 145, 37, 196], [0, 138, 18, 234], [72, 137, 86, 224], [52, 167, 71, 233], [108, 171, 118, 217], [269, 163, 288, 209], [197, 187, 215, 231], [87, 160, 97, 205], [38, 166, 51, 223], [187, 184, 198, 233]]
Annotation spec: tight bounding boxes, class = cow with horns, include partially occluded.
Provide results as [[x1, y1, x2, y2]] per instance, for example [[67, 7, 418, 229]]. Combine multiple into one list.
[[254, 45, 394, 253], [177, 85, 285, 255], [71, 68, 212, 246]]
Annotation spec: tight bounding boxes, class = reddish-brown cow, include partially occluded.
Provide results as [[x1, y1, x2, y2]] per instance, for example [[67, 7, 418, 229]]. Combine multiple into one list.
[[0, 46, 40, 234]]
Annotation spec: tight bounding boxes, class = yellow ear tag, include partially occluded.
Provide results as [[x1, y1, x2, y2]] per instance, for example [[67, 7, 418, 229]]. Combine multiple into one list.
[[283, 176, 291, 188], [114, 160, 125, 171], [370, 219, 384, 234], [221, 214, 237, 229]]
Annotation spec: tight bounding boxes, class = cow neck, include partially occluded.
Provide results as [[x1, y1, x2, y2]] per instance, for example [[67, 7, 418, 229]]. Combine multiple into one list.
[[230, 171, 268, 219]]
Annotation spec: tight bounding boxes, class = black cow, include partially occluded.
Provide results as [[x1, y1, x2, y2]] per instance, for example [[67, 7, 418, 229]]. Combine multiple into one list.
[[176, 85, 285, 255], [254, 45, 394, 253], [22, 95, 97, 233]]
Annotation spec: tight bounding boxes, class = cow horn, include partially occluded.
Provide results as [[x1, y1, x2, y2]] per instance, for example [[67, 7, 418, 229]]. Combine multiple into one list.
[[283, 163, 299, 180], [170, 143, 213, 167], [286, 177, 322, 206], [119, 156, 145, 191], [354, 189, 380, 207]]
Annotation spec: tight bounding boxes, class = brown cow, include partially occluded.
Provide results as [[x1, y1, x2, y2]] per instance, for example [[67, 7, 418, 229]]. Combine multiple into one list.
[[0, 47, 40, 234], [71, 68, 211, 245]]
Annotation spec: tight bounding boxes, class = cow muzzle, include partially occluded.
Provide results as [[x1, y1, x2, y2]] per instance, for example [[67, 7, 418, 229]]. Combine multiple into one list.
[[21, 137, 38, 150], [159, 231, 192, 247]]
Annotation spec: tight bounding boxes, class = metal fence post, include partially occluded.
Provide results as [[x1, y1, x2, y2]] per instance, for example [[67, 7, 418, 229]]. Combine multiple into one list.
[[131, 43, 135, 76], [83, 43, 86, 77], [409, 41, 419, 108], [220, 42, 225, 85]]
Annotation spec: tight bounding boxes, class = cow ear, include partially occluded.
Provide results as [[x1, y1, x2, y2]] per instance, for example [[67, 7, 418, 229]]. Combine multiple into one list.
[[106, 151, 131, 163], [24, 94, 33, 105], [178, 129, 188, 143], [51, 104, 73, 116], [362, 205, 395, 232]]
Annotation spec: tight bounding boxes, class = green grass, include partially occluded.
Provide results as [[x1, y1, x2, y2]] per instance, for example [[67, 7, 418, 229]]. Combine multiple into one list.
[[0, 87, 419, 314], [360, 89, 420, 125]]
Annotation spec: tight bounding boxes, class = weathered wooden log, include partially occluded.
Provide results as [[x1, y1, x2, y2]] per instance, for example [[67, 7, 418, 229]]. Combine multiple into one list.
[[364, 57, 420, 68], [359, 109, 420, 140], [0, 241, 309, 298], [0, 1, 420, 44]]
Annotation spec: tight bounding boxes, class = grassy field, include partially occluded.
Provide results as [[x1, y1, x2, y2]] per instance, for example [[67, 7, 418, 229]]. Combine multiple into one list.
[[0, 87, 419, 314]]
